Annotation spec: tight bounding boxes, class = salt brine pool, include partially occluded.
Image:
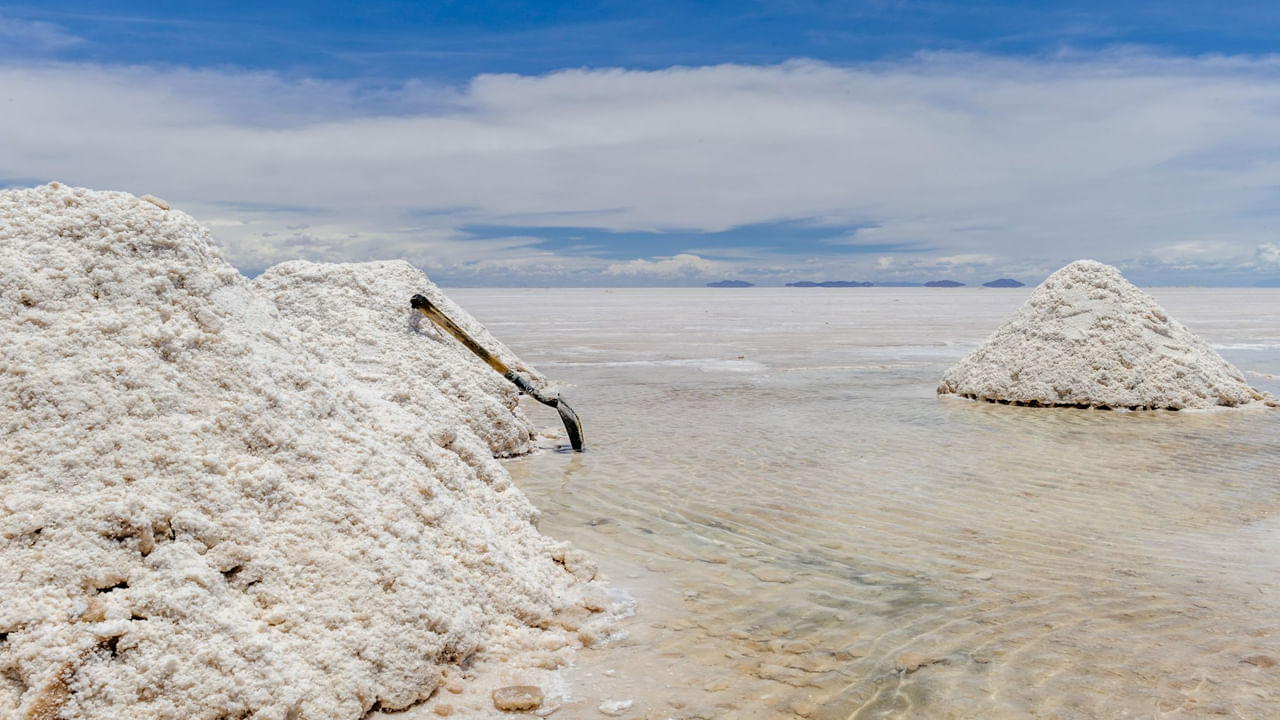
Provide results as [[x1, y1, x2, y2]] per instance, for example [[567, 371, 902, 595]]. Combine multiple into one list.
[[452, 287, 1280, 719]]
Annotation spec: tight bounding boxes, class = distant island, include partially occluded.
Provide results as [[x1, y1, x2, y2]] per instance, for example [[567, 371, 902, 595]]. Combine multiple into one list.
[[786, 280, 872, 287], [783, 280, 925, 287], [780, 279, 1023, 288], [706, 280, 754, 288]]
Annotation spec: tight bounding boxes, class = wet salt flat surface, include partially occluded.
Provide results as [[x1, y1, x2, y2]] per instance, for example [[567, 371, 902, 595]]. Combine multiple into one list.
[[451, 287, 1280, 719]]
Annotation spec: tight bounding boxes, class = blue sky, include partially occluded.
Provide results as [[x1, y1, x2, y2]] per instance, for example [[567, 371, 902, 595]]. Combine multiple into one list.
[[11, 2, 1280, 80], [4, 2, 1280, 285]]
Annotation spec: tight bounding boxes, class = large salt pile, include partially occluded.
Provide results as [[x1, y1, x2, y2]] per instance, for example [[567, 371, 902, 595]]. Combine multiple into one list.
[[254, 260, 542, 457], [0, 184, 601, 719], [938, 259, 1268, 410]]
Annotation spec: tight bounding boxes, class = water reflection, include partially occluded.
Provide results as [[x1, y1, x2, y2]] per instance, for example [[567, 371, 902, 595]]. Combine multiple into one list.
[[456, 288, 1280, 719]]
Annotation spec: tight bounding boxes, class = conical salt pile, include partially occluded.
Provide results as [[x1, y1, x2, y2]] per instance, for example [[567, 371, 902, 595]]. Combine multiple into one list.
[[0, 184, 602, 719], [938, 260, 1267, 410]]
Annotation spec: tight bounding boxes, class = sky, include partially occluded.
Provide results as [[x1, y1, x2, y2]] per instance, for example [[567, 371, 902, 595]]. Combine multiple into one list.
[[4, 2, 1280, 286]]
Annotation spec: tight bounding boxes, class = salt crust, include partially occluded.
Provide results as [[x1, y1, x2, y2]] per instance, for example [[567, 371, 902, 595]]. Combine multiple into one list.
[[253, 260, 542, 458], [0, 184, 601, 719], [938, 260, 1269, 409]]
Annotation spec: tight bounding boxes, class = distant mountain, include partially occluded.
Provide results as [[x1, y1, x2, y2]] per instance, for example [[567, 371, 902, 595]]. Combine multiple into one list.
[[786, 280, 872, 287], [1254, 278, 1280, 288], [706, 280, 754, 288], [982, 278, 1025, 288], [871, 281, 923, 287], [924, 280, 965, 287]]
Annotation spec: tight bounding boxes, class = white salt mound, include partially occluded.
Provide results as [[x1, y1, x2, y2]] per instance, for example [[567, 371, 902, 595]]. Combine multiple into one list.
[[0, 184, 599, 719], [253, 260, 542, 457], [938, 259, 1268, 410]]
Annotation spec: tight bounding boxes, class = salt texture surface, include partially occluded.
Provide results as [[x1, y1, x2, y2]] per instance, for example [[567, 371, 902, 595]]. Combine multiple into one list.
[[254, 260, 542, 457], [0, 184, 599, 719], [938, 259, 1268, 409]]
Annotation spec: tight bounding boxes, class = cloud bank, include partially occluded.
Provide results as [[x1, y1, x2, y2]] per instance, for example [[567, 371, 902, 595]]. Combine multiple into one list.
[[4, 53, 1280, 284]]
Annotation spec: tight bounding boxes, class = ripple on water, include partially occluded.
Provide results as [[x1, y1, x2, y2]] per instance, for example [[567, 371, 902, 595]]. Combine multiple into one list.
[[452, 287, 1280, 719]]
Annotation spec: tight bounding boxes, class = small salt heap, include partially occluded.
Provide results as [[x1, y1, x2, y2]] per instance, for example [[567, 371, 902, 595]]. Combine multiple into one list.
[[0, 184, 602, 719], [938, 259, 1268, 410]]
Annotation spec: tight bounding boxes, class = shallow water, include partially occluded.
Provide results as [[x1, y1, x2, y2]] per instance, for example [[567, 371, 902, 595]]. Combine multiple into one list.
[[451, 287, 1280, 720]]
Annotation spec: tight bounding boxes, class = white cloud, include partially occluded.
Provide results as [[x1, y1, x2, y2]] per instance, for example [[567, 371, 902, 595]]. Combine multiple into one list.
[[5, 54, 1280, 283], [0, 16, 81, 55], [1141, 241, 1246, 269], [934, 254, 997, 267], [603, 253, 720, 277], [1255, 242, 1280, 269]]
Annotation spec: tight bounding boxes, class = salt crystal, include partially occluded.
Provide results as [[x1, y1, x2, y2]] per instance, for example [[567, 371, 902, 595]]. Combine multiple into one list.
[[598, 699, 634, 716], [492, 685, 544, 711]]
